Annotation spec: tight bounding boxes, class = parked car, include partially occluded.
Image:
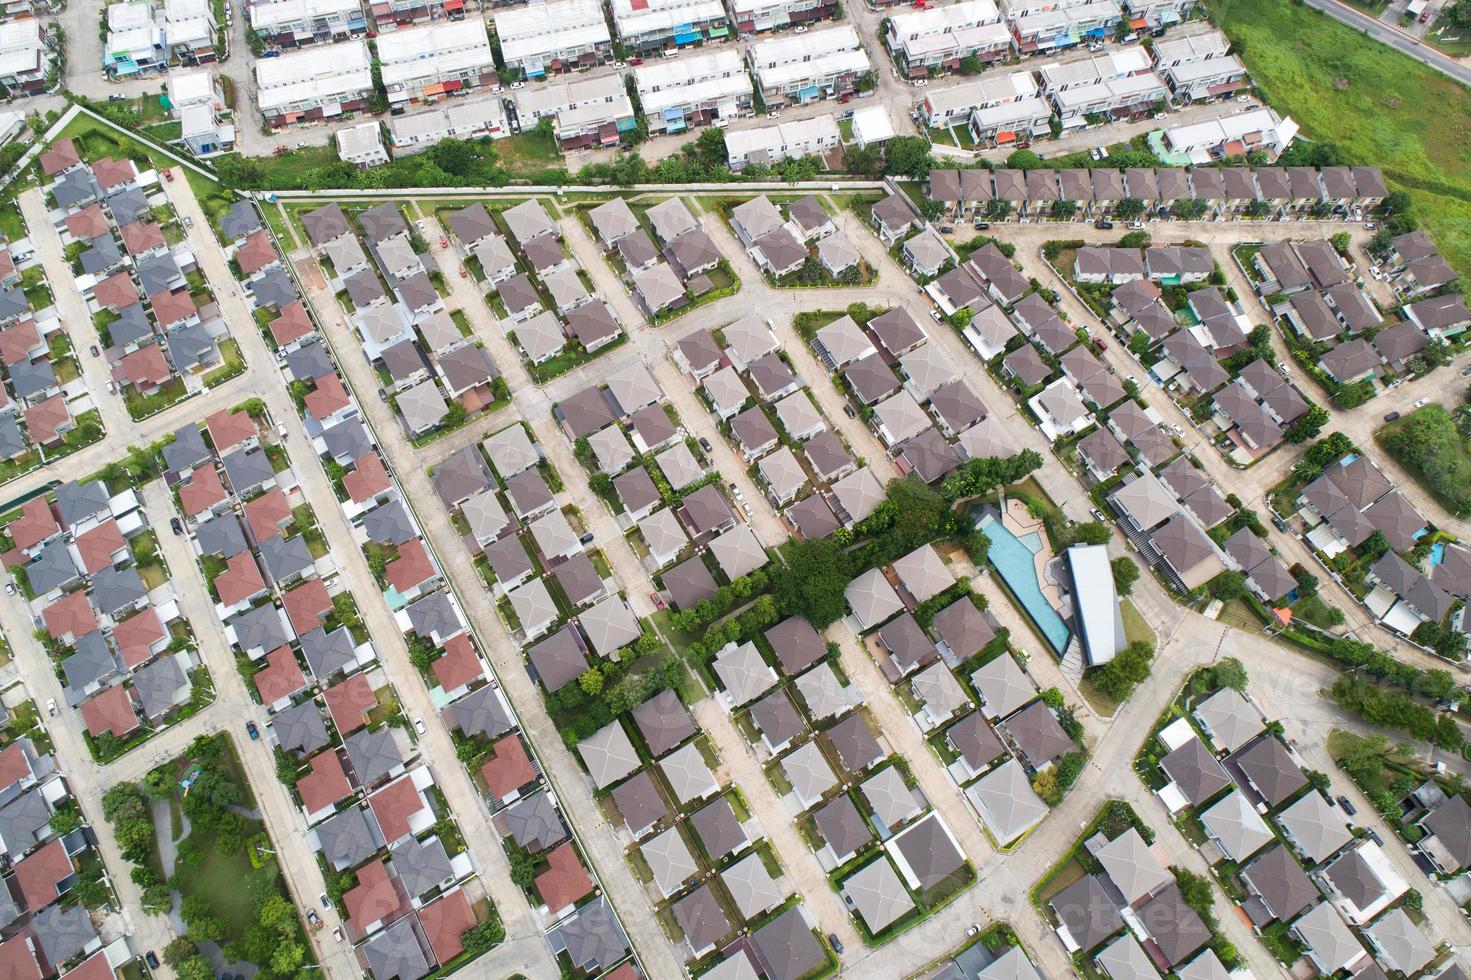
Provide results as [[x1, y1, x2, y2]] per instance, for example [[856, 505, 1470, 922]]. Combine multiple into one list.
[[1094, 219, 1114, 230], [170, 517, 183, 535], [306, 909, 321, 929], [1271, 513, 1288, 532], [246, 721, 259, 740], [843, 404, 856, 419], [3, 583, 11, 596], [181, 216, 192, 229], [89, 345, 99, 357], [413, 717, 426, 735], [1127, 221, 1144, 229], [579, 532, 594, 545], [650, 591, 665, 610], [319, 892, 329, 907], [333, 928, 344, 943], [1384, 411, 1401, 422], [973, 221, 990, 230], [698, 437, 713, 452], [1366, 828, 1382, 845], [1414, 397, 1429, 408], [45, 699, 56, 717], [144, 952, 159, 969], [378, 388, 388, 402], [1337, 795, 1357, 815], [828, 935, 844, 955], [939, 224, 954, 233]]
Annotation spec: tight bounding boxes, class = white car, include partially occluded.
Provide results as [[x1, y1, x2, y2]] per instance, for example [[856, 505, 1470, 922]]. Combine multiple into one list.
[[45, 699, 56, 717], [1414, 398, 1429, 408], [413, 717, 426, 735], [1170, 422, 1185, 437]]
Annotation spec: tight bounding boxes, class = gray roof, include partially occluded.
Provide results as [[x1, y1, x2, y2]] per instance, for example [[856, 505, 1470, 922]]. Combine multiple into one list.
[[30, 901, 97, 970], [765, 616, 826, 676], [62, 631, 115, 690], [434, 445, 493, 508], [1192, 687, 1263, 754], [446, 203, 497, 247], [299, 626, 357, 680], [136, 252, 182, 296], [0, 415, 22, 459], [1160, 737, 1231, 807], [0, 788, 53, 858], [390, 835, 452, 898], [222, 447, 275, 495], [133, 654, 187, 718], [258, 534, 314, 584], [844, 856, 915, 933], [690, 795, 749, 861], [405, 590, 462, 643], [1240, 843, 1317, 922], [344, 727, 406, 787], [576, 720, 640, 788], [1364, 907, 1435, 976], [612, 769, 668, 837], [321, 418, 373, 465], [750, 689, 805, 750], [91, 565, 145, 615], [945, 711, 1004, 772], [1095, 934, 1160, 980], [52, 169, 100, 208], [664, 554, 717, 611], [557, 897, 628, 973], [29, 539, 81, 594], [302, 204, 350, 245], [9, 357, 55, 400], [1200, 789, 1273, 862], [359, 203, 409, 244], [1292, 901, 1366, 974], [826, 711, 885, 775], [502, 790, 568, 853], [163, 425, 210, 473], [80, 235, 122, 276], [557, 385, 616, 440], [345, 268, 386, 308], [674, 882, 732, 954], [447, 683, 515, 741], [483, 534, 535, 585], [314, 804, 384, 870], [893, 812, 965, 890], [750, 905, 827, 980], [221, 201, 262, 241], [1233, 735, 1307, 808], [285, 342, 334, 383], [361, 497, 417, 546], [249, 267, 298, 308], [815, 793, 872, 861], [966, 758, 1045, 845], [271, 699, 328, 755], [527, 623, 589, 692], [631, 688, 695, 757], [107, 187, 150, 225], [361, 916, 430, 980]]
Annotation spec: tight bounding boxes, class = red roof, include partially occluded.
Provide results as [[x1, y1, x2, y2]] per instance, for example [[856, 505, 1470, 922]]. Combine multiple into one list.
[[205, 408, 257, 453], [343, 453, 389, 503], [92, 157, 137, 191], [63, 205, 109, 242], [603, 965, 639, 980], [14, 838, 74, 909], [0, 319, 39, 366], [115, 344, 172, 389], [385, 538, 435, 594], [58, 952, 115, 980], [282, 578, 332, 636], [323, 672, 377, 734], [304, 373, 350, 420], [112, 607, 166, 669], [0, 933, 41, 980], [75, 519, 125, 574], [217, 552, 267, 606], [81, 684, 138, 738], [119, 222, 165, 257], [0, 741, 32, 791], [23, 395, 71, 444], [39, 138, 80, 177], [43, 592, 97, 642], [418, 888, 476, 965], [269, 301, 314, 348], [534, 842, 593, 913], [297, 749, 351, 814], [243, 487, 292, 541], [431, 634, 482, 692], [9, 497, 58, 551], [367, 775, 425, 844], [148, 289, 196, 327], [478, 734, 534, 800], [344, 859, 402, 931], [178, 465, 227, 517], [92, 272, 139, 311], [235, 230, 279, 277], [253, 645, 306, 704]]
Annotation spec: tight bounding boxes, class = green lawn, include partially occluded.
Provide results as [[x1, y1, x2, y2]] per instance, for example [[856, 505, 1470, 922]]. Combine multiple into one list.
[[495, 130, 564, 172], [1208, 0, 1471, 278]]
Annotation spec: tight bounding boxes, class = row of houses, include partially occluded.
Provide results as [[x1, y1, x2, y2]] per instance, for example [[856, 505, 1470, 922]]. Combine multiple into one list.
[[927, 163, 1389, 219], [587, 195, 730, 320], [0, 17, 57, 96], [246, 0, 467, 44], [0, 696, 136, 980], [103, 0, 218, 78]]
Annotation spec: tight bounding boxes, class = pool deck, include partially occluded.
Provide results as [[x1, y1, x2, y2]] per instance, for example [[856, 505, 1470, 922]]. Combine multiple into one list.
[[1000, 499, 1065, 609]]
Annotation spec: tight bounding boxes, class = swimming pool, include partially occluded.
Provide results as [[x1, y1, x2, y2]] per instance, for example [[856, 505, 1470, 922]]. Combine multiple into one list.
[[1430, 542, 1446, 567], [978, 513, 1071, 654]]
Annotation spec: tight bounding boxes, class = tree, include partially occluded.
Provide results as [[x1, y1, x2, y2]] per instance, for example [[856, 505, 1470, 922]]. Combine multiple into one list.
[[958, 53, 984, 74], [578, 666, 604, 696], [1118, 230, 1151, 249], [1284, 405, 1330, 444], [883, 136, 933, 179], [1087, 640, 1154, 701], [1173, 199, 1209, 221], [843, 144, 883, 178], [175, 956, 214, 980], [1111, 556, 1139, 596], [163, 938, 199, 968], [771, 538, 850, 628], [1209, 571, 1247, 602], [508, 850, 538, 889], [1330, 231, 1351, 257], [1072, 522, 1112, 546], [1005, 149, 1042, 170], [1172, 867, 1217, 924], [270, 941, 306, 974], [1212, 657, 1248, 692], [1049, 199, 1078, 221], [1115, 197, 1145, 220]]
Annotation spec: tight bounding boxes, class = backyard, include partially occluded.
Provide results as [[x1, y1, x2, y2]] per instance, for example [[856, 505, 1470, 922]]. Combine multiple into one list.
[[1207, 0, 1471, 279]]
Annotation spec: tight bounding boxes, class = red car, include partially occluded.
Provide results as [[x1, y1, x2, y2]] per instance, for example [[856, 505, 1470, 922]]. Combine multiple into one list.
[[650, 592, 665, 610]]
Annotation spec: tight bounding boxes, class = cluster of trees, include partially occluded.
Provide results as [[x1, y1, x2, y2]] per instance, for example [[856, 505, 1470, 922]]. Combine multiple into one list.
[[1291, 431, 1356, 484], [1409, 618, 1468, 662], [1111, 556, 1140, 596], [681, 594, 780, 664], [1321, 634, 1460, 700], [165, 889, 310, 980], [1378, 404, 1471, 515], [1333, 675, 1464, 750], [666, 568, 771, 634], [939, 450, 1043, 502], [1087, 640, 1156, 702], [1032, 751, 1085, 805], [546, 651, 683, 743], [217, 134, 522, 192]]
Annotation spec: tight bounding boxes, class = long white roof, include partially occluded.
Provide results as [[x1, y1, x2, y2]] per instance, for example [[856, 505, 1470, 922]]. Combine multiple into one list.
[[1038, 44, 1151, 89], [888, 0, 1001, 38], [902, 22, 1011, 58], [377, 20, 494, 87], [612, 0, 726, 36], [757, 49, 870, 88], [747, 24, 860, 67], [1163, 107, 1296, 149], [496, 0, 609, 60], [1066, 544, 1122, 664], [923, 70, 1037, 115], [254, 39, 372, 110], [516, 72, 627, 117], [723, 115, 840, 156], [636, 51, 752, 113], [249, 0, 364, 31], [1050, 71, 1166, 109]]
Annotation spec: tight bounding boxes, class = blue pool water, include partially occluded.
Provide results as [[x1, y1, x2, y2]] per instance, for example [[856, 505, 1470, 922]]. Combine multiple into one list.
[[1430, 542, 1446, 567], [979, 513, 1071, 654]]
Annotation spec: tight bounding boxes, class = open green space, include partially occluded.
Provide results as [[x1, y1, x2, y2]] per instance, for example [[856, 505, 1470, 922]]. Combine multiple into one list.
[[1377, 403, 1471, 517], [1208, 0, 1471, 278]]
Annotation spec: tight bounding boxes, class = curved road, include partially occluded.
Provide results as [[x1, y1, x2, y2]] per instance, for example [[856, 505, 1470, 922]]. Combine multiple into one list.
[[1304, 0, 1471, 85]]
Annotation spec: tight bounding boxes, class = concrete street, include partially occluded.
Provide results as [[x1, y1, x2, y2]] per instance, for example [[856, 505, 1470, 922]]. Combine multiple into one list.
[[1301, 0, 1471, 84]]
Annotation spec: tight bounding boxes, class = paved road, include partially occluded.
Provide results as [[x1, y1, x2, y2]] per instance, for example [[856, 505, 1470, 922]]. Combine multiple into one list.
[[1301, 0, 1471, 85]]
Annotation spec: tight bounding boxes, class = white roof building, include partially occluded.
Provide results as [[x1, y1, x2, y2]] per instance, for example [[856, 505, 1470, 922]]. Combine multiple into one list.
[[1049, 71, 1169, 126], [249, 0, 366, 36], [1159, 107, 1299, 164], [254, 39, 373, 118], [1065, 544, 1122, 665], [515, 73, 634, 144], [611, 0, 730, 46], [376, 20, 495, 103], [336, 121, 388, 166], [0, 19, 47, 88], [634, 49, 752, 131], [885, 0, 1010, 71], [748, 25, 870, 99], [390, 96, 509, 154], [724, 116, 841, 171], [496, 0, 611, 75], [920, 68, 1036, 127]]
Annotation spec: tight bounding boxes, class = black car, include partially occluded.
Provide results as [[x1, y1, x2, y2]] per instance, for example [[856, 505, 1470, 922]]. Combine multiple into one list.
[[828, 934, 844, 955], [89, 345, 100, 357], [169, 517, 183, 536], [144, 952, 160, 970], [1270, 513, 1287, 532], [1094, 219, 1114, 230], [1337, 795, 1357, 816], [1384, 411, 1400, 422], [698, 437, 713, 452], [973, 221, 990, 230], [843, 404, 856, 419]]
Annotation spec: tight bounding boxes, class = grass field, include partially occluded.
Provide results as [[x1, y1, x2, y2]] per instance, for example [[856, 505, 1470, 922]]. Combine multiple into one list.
[[1208, 0, 1471, 278]]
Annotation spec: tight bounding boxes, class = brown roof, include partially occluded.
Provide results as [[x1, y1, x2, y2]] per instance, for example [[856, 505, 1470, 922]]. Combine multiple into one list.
[[253, 645, 306, 704], [367, 775, 425, 842], [418, 889, 476, 965], [480, 733, 536, 798], [0, 319, 39, 366], [386, 538, 436, 593], [269, 300, 315, 347], [64, 205, 109, 241], [323, 672, 377, 734], [113, 607, 166, 668], [243, 488, 292, 542], [119, 221, 165, 257], [206, 408, 257, 452], [216, 551, 267, 606], [431, 634, 482, 692], [283, 578, 333, 635], [297, 748, 352, 813], [81, 684, 138, 737], [92, 157, 136, 191], [24, 395, 71, 443], [343, 453, 390, 503], [43, 591, 97, 641], [344, 859, 402, 930], [178, 465, 227, 517], [0, 741, 32, 790], [14, 838, 73, 909], [305, 374, 351, 419], [93, 272, 139, 311], [235, 230, 279, 276], [116, 344, 173, 389], [8, 496, 57, 550], [39, 138, 80, 176], [535, 842, 594, 912], [148, 288, 197, 327]]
